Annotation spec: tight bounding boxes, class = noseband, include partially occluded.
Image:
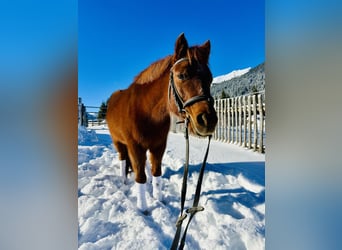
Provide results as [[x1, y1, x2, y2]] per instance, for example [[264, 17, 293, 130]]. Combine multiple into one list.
[[169, 58, 214, 114]]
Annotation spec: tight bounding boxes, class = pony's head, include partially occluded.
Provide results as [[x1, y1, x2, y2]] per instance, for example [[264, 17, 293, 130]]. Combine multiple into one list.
[[169, 33, 217, 137]]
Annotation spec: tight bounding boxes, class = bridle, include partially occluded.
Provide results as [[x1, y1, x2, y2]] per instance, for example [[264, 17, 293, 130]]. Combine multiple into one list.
[[168, 58, 214, 114]]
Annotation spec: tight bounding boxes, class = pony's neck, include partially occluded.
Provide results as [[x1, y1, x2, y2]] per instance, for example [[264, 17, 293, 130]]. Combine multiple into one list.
[[148, 70, 173, 121], [133, 55, 180, 123]]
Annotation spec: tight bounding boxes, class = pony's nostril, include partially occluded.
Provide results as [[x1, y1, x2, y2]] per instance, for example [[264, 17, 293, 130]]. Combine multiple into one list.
[[197, 111, 218, 128], [197, 113, 208, 127]]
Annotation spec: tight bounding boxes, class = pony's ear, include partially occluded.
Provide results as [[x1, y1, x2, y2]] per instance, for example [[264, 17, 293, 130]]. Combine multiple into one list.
[[174, 33, 189, 61], [201, 40, 211, 63]]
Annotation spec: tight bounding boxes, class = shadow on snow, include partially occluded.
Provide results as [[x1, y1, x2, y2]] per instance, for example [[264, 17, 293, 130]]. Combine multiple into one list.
[[163, 161, 265, 221]]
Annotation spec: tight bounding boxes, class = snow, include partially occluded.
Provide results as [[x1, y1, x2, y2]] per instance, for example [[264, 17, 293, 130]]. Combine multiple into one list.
[[212, 67, 251, 84], [78, 125, 265, 249]]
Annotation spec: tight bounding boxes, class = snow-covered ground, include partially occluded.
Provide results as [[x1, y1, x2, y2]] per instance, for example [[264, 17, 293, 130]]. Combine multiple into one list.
[[212, 67, 251, 84], [78, 125, 265, 250]]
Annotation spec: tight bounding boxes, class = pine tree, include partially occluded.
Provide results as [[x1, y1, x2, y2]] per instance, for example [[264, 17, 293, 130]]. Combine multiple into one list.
[[97, 101, 107, 121], [220, 90, 229, 99], [251, 85, 258, 94]]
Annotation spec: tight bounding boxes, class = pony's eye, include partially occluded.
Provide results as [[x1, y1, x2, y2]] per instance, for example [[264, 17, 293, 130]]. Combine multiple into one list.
[[177, 73, 188, 80]]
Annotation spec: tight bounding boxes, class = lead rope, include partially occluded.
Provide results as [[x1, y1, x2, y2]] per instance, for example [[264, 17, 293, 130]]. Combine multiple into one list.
[[170, 118, 189, 250], [170, 118, 212, 250]]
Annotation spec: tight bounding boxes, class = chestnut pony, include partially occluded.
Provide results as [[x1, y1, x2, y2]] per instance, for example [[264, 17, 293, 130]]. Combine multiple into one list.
[[106, 33, 217, 212]]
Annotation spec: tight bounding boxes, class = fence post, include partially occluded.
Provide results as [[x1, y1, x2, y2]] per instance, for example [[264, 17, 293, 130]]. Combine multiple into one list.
[[230, 98, 234, 143], [243, 96, 247, 148], [218, 100, 221, 140], [78, 97, 82, 126], [170, 114, 176, 133], [218, 99, 220, 140], [234, 97, 238, 143], [214, 100, 218, 140], [78, 97, 88, 127], [238, 96, 242, 146], [247, 95, 252, 149], [258, 94, 264, 153], [221, 99, 225, 141], [227, 98, 231, 143], [253, 94, 257, 151], [263, 94, 266, 152], [223, 98, 227, 142]]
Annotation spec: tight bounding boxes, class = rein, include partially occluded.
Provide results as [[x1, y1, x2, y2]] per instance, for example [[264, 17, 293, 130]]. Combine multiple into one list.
[[170, 118, 212, 250]]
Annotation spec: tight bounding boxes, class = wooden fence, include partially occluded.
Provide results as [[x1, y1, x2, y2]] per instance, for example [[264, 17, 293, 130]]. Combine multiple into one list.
[[171, 92, 265, 153], [213, 92, 265, 153]]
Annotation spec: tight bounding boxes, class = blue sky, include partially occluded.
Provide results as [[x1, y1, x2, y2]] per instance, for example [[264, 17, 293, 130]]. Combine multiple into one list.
[[79, 0, 264, 107]]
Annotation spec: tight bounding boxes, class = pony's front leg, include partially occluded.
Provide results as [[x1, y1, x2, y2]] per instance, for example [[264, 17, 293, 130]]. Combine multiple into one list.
[[149, 145, 166, 202], [145, 151, 153, 184], [128, 144, 148, 212], [146, 152, 162, 201], [135, 182, 147, 212]]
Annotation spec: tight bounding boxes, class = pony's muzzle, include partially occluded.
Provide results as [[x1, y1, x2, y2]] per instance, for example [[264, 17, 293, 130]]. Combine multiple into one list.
[[195, 110, 217, 134]]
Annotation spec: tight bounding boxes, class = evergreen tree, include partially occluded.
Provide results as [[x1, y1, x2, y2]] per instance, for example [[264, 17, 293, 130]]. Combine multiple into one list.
[[251, 85, 258, 94], [97, 101, 107, 121], [220, 90, 229, 99]]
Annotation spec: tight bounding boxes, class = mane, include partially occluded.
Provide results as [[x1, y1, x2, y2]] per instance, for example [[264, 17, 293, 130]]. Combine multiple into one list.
[[133, 55, 172, 85]]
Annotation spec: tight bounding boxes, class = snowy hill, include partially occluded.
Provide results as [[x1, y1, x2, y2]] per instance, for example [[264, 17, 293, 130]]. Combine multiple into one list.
[[212, 67, 251, 84], [211, 62, 265, 99], [86, 112, 98, 121], [78, 126, 265, 249]]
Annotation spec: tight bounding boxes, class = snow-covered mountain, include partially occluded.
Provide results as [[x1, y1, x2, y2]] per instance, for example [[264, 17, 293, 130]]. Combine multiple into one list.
[[211, 62, 265, 99], [86, 112, 97, 120], [212, 67, 251, 84]]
